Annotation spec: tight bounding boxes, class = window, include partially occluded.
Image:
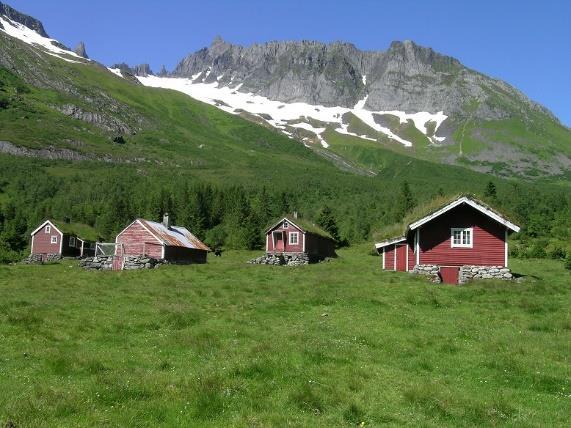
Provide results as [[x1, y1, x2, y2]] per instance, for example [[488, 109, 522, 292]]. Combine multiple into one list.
[[289, 232, 299, 245], [51, 235, 58, 244], [69, 237, 76, 247], [45, 225, 51, 233], [451, 228, 473, 248], [283, 220, 289, 229]]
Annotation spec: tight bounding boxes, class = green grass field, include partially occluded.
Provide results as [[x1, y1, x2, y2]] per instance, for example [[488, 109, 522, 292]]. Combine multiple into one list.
[[0, 247, 569, 426]]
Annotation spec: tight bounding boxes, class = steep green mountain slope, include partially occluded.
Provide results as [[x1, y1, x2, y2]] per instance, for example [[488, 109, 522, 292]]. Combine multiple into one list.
[[0, 7, 570, 262]]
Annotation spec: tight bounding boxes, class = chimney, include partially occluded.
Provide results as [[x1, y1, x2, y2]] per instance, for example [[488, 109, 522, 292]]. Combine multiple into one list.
[[293, 211, 298, 219], [163, 213, 170, 228]]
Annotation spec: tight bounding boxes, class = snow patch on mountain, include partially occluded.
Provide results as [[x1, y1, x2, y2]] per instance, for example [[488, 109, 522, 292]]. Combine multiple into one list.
[[0, 15, 85, 63], [137, 75, 447, 148], [107, 68, 123, 77]]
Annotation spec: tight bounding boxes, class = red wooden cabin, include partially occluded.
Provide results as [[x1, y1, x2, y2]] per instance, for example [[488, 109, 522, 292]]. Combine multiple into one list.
[[115, 214, 210, 264], [375, 197, 520, 283], [266, 215, 336, 261], [30, 220, 97, 260]]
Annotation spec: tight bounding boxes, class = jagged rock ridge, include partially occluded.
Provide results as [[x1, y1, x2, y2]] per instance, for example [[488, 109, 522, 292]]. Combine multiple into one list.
[[172, 37, 554, 123]]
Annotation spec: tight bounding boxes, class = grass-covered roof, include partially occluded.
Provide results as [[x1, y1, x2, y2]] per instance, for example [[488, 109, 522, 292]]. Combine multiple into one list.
[[266, 215, 334, 240], [51, 220, 100, 241], [373, 194, 520, 243]]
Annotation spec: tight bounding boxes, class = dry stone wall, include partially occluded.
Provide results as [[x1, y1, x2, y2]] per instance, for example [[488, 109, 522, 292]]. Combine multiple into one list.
[[248, 253, 310, 266], [22, 254, 62, 264], [79, 255, 166, 270], [412, 264, 514, 284]]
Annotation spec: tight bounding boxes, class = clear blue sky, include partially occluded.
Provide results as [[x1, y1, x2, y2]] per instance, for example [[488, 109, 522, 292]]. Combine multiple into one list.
[[7, 0, 571, 125]]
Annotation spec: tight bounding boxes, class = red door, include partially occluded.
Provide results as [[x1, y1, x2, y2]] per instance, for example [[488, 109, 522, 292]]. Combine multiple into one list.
[[396, 244, 407, 272], [113, 244, 124, 271], [274, 232, 284, 252], [440, 267, 459, 284]]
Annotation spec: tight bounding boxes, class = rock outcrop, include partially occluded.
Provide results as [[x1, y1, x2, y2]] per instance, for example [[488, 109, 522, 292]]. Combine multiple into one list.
[[74, 41, 88, 59], [0, 1, 49, 37], [172, 37, 554, 122]]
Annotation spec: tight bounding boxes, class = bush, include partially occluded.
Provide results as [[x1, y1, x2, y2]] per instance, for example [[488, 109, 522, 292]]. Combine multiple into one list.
[[0, 95, 9, 109], [549, 247, 566, 260], [204, 224, 226, 249], [565, 255, 571, 271]]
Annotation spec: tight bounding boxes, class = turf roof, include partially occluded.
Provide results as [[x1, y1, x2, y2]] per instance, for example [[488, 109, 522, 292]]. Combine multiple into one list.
[[266, 214, 334, 240], [373, 194, 520, 243], [51, 220, 100, 241]]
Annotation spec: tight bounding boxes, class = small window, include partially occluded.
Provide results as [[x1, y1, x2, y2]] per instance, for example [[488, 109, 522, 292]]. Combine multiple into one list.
[[51, 235, 58, 244], [45, 225, 51, 233], [451, 228, 473, 248], [289, 232, 299, 245], [283, 220, 289, 229], [69, 237, 76, 247]]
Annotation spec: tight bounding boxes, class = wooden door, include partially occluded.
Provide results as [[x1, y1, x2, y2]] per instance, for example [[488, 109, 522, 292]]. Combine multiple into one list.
[[396, 244, 407, 272], [274, 232, 284, 252], [113, 244, 124, 271], [439, 266, 459, 284]]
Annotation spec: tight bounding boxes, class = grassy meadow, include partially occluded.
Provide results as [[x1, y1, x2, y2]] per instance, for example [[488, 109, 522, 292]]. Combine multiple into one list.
[[0, 247, 570, 426]]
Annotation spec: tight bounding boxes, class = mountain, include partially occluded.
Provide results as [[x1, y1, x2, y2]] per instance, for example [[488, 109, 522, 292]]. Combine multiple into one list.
[[135, 36, 570, 177], [1, 2, 570, 179], [0, 2, 570, 260]]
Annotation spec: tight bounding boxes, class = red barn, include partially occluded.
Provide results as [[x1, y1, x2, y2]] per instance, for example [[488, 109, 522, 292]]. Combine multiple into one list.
[[266, 215, 336, 261], [30, 220, 97, 260], [115, 214, 210, 265], [375, 196, 520, 284]]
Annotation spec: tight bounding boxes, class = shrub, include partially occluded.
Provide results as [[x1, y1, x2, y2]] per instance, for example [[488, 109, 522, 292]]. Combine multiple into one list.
[[549, 247, 566, 260], [0, 95, 9, 109], [565, 255, 571, 271]]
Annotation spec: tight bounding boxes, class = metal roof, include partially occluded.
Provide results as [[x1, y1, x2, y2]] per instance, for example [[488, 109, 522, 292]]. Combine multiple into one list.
[[138, 219, 211, 251]]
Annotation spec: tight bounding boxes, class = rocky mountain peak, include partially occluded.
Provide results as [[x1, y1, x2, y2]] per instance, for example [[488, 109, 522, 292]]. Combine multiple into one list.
[[0, 1, 49, 37], [74, 41, 88, 59]]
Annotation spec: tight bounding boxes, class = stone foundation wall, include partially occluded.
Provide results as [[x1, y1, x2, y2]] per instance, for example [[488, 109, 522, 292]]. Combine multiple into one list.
[[248, 253, 310, 266], [412, 264, 514, 284], [412, 264, 441, 283], [22, 254, 62, 264], [459, 266, 513, 283], [79, 255, 166, 270]]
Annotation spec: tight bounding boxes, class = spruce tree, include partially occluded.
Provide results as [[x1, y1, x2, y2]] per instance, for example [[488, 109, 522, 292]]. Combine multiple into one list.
[[317, 206, 340, 242], [484, 181, 497, 199]]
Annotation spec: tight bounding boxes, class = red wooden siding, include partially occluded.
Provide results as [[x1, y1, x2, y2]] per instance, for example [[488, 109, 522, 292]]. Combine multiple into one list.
[[419, 205, 506, 267], [266, 222, 304, 253], [116, 221, 163, 259], [395, 244, 407, 271], [408, 241, 415, 272], [440, 266, 460, 284], [384, 245, 395, 270], [31, 224, 62, 255]]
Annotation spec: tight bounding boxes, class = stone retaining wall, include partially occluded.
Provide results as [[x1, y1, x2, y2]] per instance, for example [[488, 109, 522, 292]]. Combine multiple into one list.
[[79, 255, 166, 270], [248, 252, 310, 266], [22, 254, 62, 264], [412, 264, 441, 283], [459, 265, 513, 283], [412, 264, 514, 284]]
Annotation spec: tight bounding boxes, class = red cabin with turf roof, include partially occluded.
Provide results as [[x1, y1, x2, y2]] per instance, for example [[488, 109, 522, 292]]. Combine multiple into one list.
[[265, 214, 336, 262], [375, 196, 520, 284]]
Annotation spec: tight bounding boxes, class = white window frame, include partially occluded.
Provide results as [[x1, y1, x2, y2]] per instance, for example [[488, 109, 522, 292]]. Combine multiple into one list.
[[69, 236, 76, 247], [45, 225, 51, 233], [289, 232, 299, 245], [283, 220, 289, 229], [51, 235, 58, 244], [451, 227, 473, 248]]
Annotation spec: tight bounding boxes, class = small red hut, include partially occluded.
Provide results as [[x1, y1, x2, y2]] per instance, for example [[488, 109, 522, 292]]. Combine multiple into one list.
[[30, 219, 97, 260], [265, 214, 336, 262], [375, 196, 520, 284], [115, 214, 210, 264]]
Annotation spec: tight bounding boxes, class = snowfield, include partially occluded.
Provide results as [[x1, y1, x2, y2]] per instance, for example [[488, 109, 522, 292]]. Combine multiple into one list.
[[0, 16, 86, 63], [137, 75, 448, 149]]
